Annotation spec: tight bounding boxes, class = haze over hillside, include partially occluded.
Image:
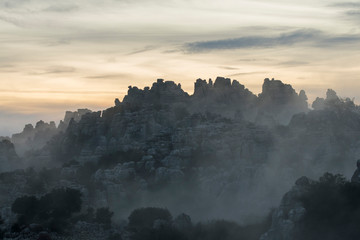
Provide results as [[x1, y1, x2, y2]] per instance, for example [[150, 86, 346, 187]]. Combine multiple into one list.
[[0, 77, 359, 239]]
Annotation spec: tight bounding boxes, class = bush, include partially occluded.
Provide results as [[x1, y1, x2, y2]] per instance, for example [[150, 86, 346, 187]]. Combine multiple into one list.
[[128, 207, 172, 229], [0, 215, 4, 238], [296, 173, 360, 240], [191, 218, 271, 240], [126, 208, 271, 240], [11, 188, 82, 232], [38, 188, 82, 221], [11, 196, 39, 224], [131, 225, 187, 240]]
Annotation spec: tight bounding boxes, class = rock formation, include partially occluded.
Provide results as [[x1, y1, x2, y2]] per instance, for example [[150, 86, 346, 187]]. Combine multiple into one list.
[[10, 109, 92, 157], [351, 159, 360, 183], [257, 78, 308, 124], [312, 89, 355, 111], [0, 140, 21, 171], [123, 79, 189, 107], [1, 77, 360, 238], [260, 176, 311, 240], [192, 77, 257, 119]]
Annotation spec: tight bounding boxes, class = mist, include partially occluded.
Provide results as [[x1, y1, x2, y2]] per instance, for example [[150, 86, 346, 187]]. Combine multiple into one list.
[[0, 77, 359, 239]]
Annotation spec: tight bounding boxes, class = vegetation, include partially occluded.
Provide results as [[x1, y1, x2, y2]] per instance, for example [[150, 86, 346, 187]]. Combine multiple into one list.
[[11, 188, 82, 232], [191, 219, 272, 240], [296, 173, 360, 240], [0, 214, 4, 238], [128, 207, 172, 229], [126, 207, 272, 240]]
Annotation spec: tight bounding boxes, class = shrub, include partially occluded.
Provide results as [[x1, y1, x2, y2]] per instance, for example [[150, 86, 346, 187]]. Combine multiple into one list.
[[11, 188, 82, 232], [126, 208, 271, 240], [191, 219, 271, 240], [38, 188, 82, 220], [0, 215, 4, 238], [11, 196, 39, 224], [131, 226, 187, 240], [128, 207, 172, 229], [296, 173, 360, 240]]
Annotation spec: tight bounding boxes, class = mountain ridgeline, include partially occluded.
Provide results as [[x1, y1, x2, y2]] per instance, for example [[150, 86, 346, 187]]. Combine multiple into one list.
[[0, 77, 360, 239]]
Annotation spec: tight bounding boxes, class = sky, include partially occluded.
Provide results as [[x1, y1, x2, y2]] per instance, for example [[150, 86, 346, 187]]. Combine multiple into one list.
[[1, 0, 360, 135]]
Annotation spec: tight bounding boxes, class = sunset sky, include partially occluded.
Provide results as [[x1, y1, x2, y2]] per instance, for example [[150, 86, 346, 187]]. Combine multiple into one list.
[[1, 0, 360, 135]]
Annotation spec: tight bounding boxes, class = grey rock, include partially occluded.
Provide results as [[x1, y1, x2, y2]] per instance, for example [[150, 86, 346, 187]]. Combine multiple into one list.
[[260, 176, 312, 240]]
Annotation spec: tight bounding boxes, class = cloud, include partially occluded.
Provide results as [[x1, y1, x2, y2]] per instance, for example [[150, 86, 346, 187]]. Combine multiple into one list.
[[330, 2, 360, 8], [126, 45, 157, 55], [29, 66, 76, 75], [86, 74, 131, 80], [46, 66, 76, 74], [0, 64, 15, 68], [45, 39, 71, 47], [329, 2, 360, 22], [226, 71, 268, 77], [345, 10, 360, 19], [0, 14, 25, 27], [0, 0, 29, 9], [184, 29, 360, 52], [42, 4, 79, 12], [184, 29, 321, 52], [318, 34, 360, 45], [278, 61, 309, 66], [219, 66, 240, 70]]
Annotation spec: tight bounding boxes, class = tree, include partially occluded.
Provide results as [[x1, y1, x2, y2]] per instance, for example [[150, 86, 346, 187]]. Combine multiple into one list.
[[297, 173, 360, 240], [128, 207, 172, 229], [11, 196, 39, 224], [11, 188, 82, 232], [38, 188, 82, 220]]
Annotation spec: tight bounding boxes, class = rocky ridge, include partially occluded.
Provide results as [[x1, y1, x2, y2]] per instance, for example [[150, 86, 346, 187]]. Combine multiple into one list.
[[0, 77, 360, 239]]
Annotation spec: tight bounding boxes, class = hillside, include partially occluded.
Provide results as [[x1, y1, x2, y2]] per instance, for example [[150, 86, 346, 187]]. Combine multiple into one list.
[[0, 77, 359, 239]]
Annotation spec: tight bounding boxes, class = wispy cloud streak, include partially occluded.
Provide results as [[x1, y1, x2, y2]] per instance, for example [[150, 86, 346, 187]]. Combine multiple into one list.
[[184, 29, 360, 52]]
